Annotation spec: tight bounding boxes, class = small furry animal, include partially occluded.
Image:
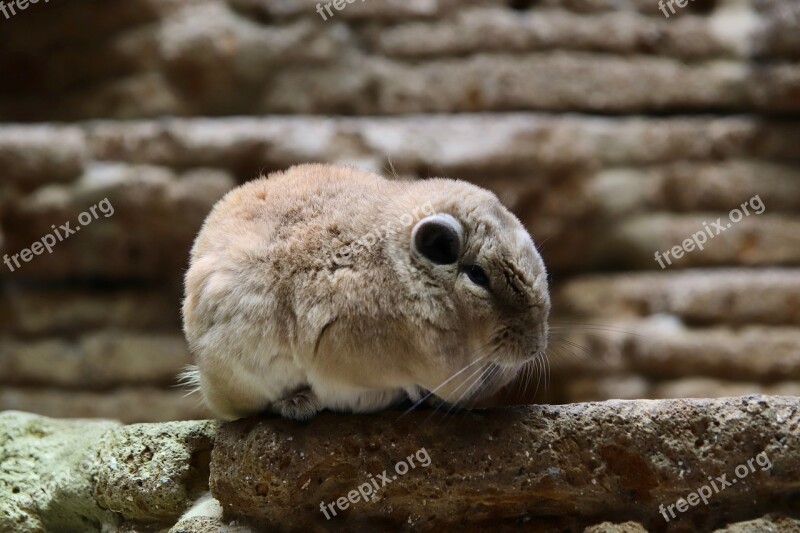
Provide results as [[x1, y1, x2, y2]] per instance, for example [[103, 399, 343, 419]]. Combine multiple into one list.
[[182, 164, 550, 420]]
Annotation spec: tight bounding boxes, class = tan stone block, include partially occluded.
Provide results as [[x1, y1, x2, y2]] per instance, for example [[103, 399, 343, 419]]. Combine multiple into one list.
[[1, 164, 234, 280], [0, 387, 209, 423], [0, 287, 181, 336], [0, 333, 191, 388], [212, 397, 800, 530], [555, 269, 800, 325]]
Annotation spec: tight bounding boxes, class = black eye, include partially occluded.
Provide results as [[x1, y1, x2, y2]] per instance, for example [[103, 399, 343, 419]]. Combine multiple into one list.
[[413, 215, 462, 265], [466, 265, 490, 287]]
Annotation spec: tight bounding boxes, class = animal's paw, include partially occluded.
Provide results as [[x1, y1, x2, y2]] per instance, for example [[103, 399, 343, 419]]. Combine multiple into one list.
[[403, 386, 449, 411], [404, 385, 427, 403], [272, 388, 322, 421]]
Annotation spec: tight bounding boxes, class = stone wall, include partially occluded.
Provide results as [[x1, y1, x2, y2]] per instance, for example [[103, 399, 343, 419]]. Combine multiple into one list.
[[0, 1, 799, 426], [1, 1, 800, 531]]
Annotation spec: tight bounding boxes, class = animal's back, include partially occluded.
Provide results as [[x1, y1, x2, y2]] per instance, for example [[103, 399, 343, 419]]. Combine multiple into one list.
[[181, 164, 409, 419], [191, 164, 399, 266]]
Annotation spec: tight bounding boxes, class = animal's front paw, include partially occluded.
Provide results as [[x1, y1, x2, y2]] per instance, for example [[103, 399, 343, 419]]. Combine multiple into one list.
[[403, 386, 449, 411], [272, 387, 322, 421], [403, 386, 425, 403]]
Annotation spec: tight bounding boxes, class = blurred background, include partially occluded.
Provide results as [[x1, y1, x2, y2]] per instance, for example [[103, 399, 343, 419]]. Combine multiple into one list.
[[0, 0, 799, 423]]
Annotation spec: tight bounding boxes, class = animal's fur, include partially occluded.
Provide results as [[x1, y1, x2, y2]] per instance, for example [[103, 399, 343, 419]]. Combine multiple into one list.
[[182, 164, 549, 420]]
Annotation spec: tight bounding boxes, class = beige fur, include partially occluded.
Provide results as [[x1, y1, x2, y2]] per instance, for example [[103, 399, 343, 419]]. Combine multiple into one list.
[[182, 164, 550, 420]]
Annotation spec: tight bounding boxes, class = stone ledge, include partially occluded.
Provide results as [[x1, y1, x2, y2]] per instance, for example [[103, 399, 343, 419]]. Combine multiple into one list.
[[0, 126, 87, 191], [3, 0, 799, 121], [2, 397, 799, 532], [210, 396, 800, 531], [0, 287, 183, 337], [555, 268, 800, 325], [567, 376, 800, 403], [83, 115, 800, 172], [0, 333, 191, 389], [1, 164, 234, 281], [0, 411, 217, 533], [545, 318, 800, 382], [0, 388, 209, 424]]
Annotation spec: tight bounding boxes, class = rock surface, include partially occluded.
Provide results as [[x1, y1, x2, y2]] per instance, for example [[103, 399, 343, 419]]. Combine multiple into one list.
[[555, 269, 800, 326], [0, 388, 209, 424], [1, 164, 234, 281], [92, 419, 218, 522], [0, 411, 120, 533], [0, 286, 182, 336], [211, 396, 800, 531], [0, 333, 191, 388], [713, 514, 800, 532], [3, 399, 799, 532], [2, 0, 800, 120], [0, 411, 217, 533]]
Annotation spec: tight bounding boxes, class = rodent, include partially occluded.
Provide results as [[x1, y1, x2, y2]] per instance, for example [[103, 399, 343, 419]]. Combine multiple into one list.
[[181, 163, 550, 420]]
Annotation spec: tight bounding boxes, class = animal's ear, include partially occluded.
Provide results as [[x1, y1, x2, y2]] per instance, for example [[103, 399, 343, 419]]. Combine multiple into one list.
[[411, 214, 463, 265]]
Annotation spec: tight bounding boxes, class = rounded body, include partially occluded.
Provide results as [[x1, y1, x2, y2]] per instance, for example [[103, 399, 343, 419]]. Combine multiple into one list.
[[183, 164, 549, 420]]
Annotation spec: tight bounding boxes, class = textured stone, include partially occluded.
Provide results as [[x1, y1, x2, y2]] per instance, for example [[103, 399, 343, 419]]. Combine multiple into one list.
[[229, 0, 490, 20], [0, 411, 120, 533], [651, 379, 800, 400], [583, 521, 648, 533], [555, 269, 800, 325], [587, 161, 800, 216], [714, 514, 800, 532], [375, 7, 759, 60], [211, 396, 800, 531], [85, 115, 800, 172], [268, 54, 773, 114], [623, 321, 800, 381], [0, 388, 210, 424], [93, 419, 218, 522], [0, 411, 216, 532], [0, 333, 190, 388], [565, 376, 800, 403], [1, 164, 234, 280], [4, 0, 799, 119], [606, 214, 800, 269], [0, 287, 182, 336], [760, 1, 800, 59], [0, 126, 87, 191], [549, 318, 800, 382]]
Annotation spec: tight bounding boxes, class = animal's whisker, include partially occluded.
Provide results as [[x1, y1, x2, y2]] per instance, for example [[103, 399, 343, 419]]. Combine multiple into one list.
[[549, 323, 649, 338], [442, 360, 492, 410], [549, 336, 596, 358], [418, 361, 492, 426], [447, 364, 497, 416], [398, 348, 489, 418]]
